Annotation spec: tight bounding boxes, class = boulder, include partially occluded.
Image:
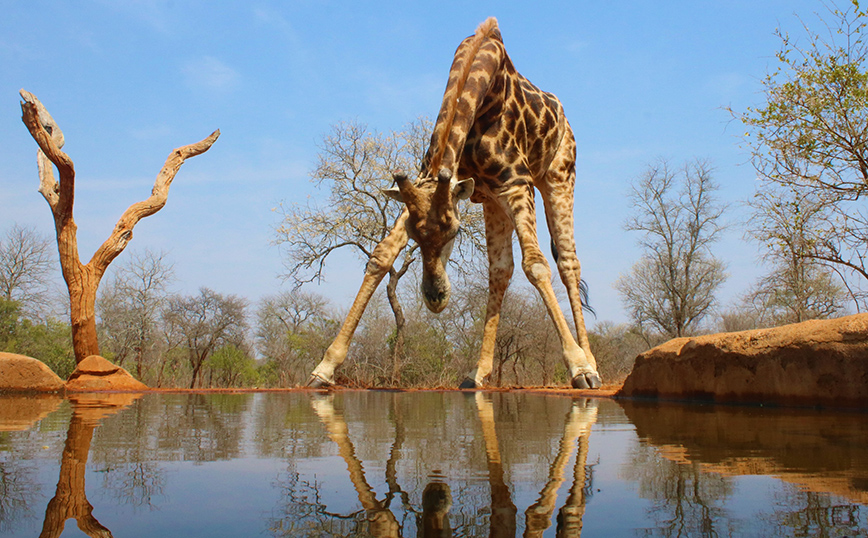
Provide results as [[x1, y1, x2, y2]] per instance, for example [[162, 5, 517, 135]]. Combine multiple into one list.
[[619, 313, 868, 408], [65, 355, 148, 391], [0, 352, 66, 392]]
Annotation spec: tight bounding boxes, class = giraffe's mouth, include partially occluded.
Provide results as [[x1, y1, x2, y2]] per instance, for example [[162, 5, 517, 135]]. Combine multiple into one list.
[[421, 273, 451, 314]]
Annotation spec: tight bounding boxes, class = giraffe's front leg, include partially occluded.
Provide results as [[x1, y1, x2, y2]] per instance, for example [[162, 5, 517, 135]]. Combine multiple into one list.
[[307, 213, 409, 388], [460, 200, 513, 388]]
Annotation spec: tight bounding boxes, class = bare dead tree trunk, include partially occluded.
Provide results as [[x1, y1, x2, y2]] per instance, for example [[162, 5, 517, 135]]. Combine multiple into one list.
[[20, 90, 219, 364]]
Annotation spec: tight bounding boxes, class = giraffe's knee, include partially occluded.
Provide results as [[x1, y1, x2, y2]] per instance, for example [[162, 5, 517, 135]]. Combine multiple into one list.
[[522, 259, 552, 286], [365, 248, 392, 276], [489, 261, 514, 287]]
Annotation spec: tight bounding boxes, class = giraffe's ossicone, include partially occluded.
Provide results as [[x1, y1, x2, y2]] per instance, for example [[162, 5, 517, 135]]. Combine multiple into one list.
[[308, 17, 602, 390]]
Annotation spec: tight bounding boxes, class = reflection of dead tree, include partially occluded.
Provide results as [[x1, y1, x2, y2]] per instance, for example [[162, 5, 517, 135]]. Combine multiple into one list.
[[473, 393, 598, 537], [39, 394, 140, 538], [769, 487, 865, 538], [20, 90, 219, 363], [97, 460, 165, 512], [0, 457, 39, 533], [624, 443, 731, 538]]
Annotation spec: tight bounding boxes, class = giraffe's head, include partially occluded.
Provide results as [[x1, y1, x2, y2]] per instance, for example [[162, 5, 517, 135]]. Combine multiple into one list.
[[383, 168, 475, 313]]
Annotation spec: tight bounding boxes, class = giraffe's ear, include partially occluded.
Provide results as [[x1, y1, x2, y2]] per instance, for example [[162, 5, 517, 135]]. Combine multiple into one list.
[[452, 178, 475, 201], [381, 187, 404, 202]]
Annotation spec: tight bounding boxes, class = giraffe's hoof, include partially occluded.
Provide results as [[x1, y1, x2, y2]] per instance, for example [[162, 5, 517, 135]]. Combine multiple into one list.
[[306, 375, 332, 389], [458, 377, 479, 389], [571, 372, 602, 390]]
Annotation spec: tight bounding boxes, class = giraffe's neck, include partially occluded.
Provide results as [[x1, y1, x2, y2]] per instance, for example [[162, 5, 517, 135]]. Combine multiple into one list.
[[423, 18, 504, 178]]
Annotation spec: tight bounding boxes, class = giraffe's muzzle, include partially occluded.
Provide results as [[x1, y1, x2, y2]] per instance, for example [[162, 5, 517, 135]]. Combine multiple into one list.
[[421, 274, 451, 313]]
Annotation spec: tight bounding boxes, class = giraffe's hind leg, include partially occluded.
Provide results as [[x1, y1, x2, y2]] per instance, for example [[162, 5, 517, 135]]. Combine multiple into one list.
[[498, 177, 600, 390], [461, 198, 514, 388], [540, 130, 601, 389]]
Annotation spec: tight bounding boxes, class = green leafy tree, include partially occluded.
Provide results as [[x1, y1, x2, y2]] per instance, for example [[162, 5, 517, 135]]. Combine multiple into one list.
[[255, 290, 336, 386], [0, 298, 74, 378], [207, 344, 259, 387], [738, 2, 868, 307]]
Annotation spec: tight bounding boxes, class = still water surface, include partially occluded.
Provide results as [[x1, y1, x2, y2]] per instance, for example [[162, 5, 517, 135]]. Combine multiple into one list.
[[1, 391, 867, 537]]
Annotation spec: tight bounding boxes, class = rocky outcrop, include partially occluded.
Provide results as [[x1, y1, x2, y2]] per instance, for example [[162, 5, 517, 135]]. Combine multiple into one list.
[[0, 352, 66, 392], [619, 313, 868, 408], [65, 355, 148, 391]]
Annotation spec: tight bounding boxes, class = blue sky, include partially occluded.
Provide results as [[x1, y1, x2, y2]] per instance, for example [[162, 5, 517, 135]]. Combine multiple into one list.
[[0, 0, 828, 326]]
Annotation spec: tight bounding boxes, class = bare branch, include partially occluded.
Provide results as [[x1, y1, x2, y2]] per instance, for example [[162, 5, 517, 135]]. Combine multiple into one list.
[[90, 130, 220, 274], [19, 90, 73, 215]]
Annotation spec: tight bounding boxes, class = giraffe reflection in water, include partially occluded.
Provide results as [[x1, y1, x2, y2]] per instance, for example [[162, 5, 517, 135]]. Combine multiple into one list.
[[311, 393, 598, 537], [38, 393, 141, 538]]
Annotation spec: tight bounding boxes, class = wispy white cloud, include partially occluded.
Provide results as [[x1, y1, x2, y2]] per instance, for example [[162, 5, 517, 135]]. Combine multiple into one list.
[[563, 38, 589, 56], [95, 0, 173, 34], [252, 6, 299, 42], [181, 56, 241, 92], [130, 124, 174, 141], [704, 72, 750, 104]]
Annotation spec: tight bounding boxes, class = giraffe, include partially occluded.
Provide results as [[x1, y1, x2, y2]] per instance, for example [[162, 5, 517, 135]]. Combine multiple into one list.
[[307, 17, 601, 390]]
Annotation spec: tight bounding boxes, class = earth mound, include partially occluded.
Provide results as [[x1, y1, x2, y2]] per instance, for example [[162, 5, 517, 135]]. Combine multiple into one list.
[[0, 352, 66, 392], [65, 355, 148, 391], [619, 313, 868, 408]]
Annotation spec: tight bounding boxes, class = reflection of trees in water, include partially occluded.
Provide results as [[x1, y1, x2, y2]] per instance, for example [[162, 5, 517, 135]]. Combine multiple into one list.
[[760, 485, 867, 537], [92, 393, 252, 462], [86, 393, 256, 515], [95, 460, 166, 512], [39, 411, 112, 538], [624, 442, 736, 538], [0, 399, 69, 535], [0, 455, 39, 533], [270, 470, 355, 536], [254, 393, 341, 460]]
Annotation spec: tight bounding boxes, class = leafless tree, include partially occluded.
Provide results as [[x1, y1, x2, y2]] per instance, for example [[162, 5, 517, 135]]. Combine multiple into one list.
[[616, 158, 728, 338], [588, 321, 656, 384], [746, 187, 848, 323], [0, 224, 54, 317], [489, 286, 562, 387], [19, 90, 219, 363], [97, 249, 175, 380], [163, 288, 247, 388], [275, 120, 418, 383]]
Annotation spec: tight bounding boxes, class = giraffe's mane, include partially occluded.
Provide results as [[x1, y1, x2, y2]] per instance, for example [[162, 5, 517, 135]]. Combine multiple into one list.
[[428, 17, 499, 175]]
